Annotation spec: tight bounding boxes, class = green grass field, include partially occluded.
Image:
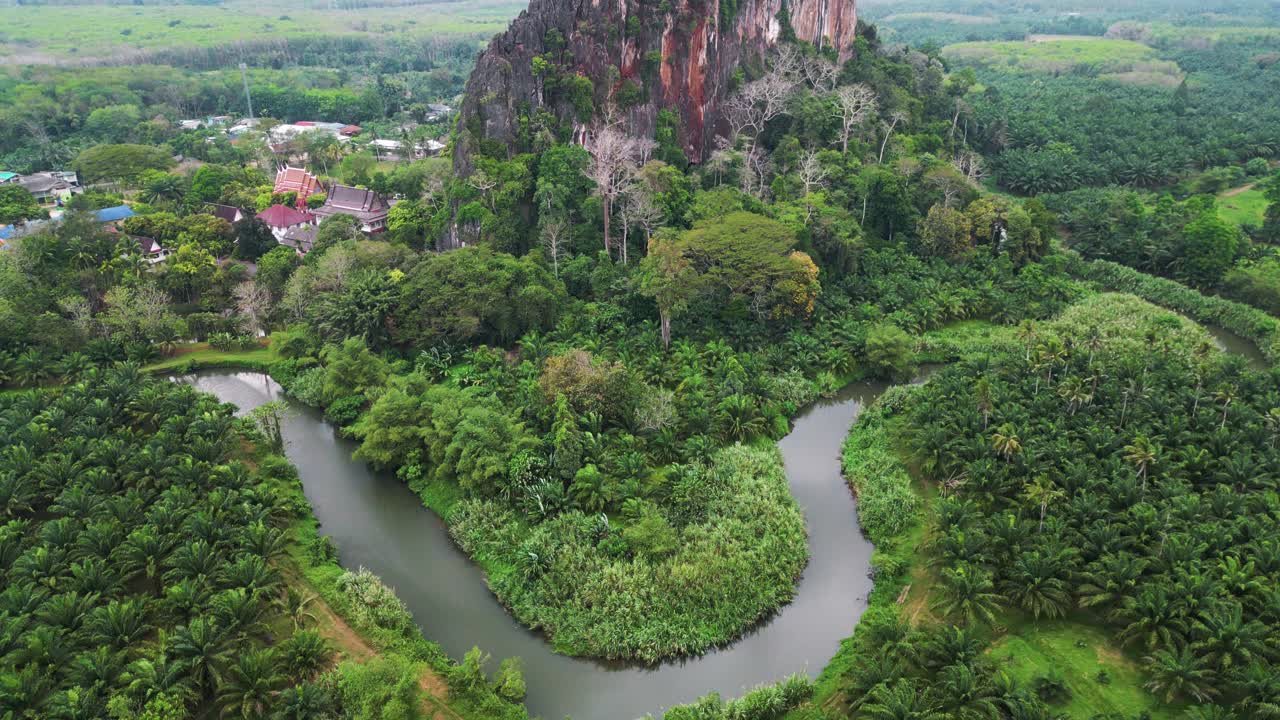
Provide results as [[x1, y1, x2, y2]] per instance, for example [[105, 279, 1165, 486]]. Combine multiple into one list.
[[990, 620, 1178, 720], [0, 0, 523, 63], [880, 11, 998, 24], [1218, 185, 1269, 227], [142, 342, 276, 373], [942, 37, 1182, 84]]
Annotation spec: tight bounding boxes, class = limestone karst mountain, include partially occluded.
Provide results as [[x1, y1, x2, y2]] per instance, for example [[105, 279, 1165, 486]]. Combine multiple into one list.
[[454, 0, 857, 170]]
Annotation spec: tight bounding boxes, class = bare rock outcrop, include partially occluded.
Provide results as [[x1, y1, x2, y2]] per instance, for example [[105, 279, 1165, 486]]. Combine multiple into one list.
[[454, 0, 857, 171]]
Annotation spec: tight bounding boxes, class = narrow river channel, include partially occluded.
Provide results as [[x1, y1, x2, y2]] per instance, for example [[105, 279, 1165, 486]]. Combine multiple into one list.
[[182, 371, 907, 719]]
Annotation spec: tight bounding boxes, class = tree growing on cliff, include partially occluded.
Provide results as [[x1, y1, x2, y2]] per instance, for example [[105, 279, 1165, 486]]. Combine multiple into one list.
[[638, 233, 700, 351], [584, 119, 646, 261], [833, 84, 878, 154]]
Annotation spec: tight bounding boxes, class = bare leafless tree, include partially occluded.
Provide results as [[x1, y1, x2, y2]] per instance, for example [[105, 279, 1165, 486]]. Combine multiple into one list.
[[583, 119, 644, 260], [802, 56, 839, 93], [634, 137, 657, 165], [833, 84, 878, 154], [797, 150, 829, 196], [740, 145, 771, 198], [925, 166, 967, 208], [725, 71, 798, 143], [467, 169, 499, 212], [773, 44, 805, 80], [878, 111, 908, 165], [540, 217, 569, 278], [952, 150, 988, 185], [949, 98, 972, 141], [234, 280, 273, 337], [621, 183, 664, 261]]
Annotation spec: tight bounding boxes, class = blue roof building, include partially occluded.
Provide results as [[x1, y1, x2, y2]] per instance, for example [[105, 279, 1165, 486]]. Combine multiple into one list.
[[95, 205, 135, 223]]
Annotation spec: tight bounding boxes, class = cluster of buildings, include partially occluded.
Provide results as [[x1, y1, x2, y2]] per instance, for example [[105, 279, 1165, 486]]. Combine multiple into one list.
[[1, 164, 392, 263], [1, 170, 83, 206], [189, 111, 453, 161], [250, 165, 391, 254], [197, 166, 391, 258], [0, 170, 131, 243]]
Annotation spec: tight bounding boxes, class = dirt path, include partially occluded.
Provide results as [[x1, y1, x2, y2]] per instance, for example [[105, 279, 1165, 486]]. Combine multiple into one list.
[[1221, 183, 1256, 198], [280, 566, 457, 716]]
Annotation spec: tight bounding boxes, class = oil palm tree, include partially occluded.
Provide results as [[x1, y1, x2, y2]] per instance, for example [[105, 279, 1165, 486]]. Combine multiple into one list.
[[275, 630, 330, 682], [1191, 602, 1270, 672], [165, 617, 232, 697], [1113, 587, 1187, 651], [1003, 549, 1072, 620], [1143, 646, 1218, 703], [272, 682, 334, 720], [217, 648, 283, 718], [935, 662, 1003, 720], [122, 655, 194, 707], [862, 679, 944, 720], [933, 564, 1003, 626], [715, 393, 765, 442], [1078, 553, 1147, 610], [139, 172, 185, 205], [991, 423, 1022, 462], [13, 348, 50, 388], [1123, 435, 1159, 495], [88, 598, 150, 649]]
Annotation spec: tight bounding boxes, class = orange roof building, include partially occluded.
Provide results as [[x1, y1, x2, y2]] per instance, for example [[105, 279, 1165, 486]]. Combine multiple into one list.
[[273, 166, 322, 207]]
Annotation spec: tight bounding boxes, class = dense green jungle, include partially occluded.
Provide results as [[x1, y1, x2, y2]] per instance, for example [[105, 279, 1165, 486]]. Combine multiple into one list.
[[2, 0, 1280, 718]]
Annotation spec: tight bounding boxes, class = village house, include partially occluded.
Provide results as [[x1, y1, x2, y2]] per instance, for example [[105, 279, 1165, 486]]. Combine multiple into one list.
[[257, 204, 317, 241], [371, 137, 446, 160], [269, 121, 362, 146], [132, 236, 170, 265], [279, 224, 318, 256], [425, 103, 454, 123], [18, 171, 82, 206], [205, 203, 249, 224], [225, 117, 261, 139], [95, 205, 135, 229], [311, 185, 390, 233]]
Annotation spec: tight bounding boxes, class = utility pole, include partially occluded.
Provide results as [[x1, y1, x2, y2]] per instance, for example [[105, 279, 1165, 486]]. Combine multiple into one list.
[[239, 62, 255, 120]]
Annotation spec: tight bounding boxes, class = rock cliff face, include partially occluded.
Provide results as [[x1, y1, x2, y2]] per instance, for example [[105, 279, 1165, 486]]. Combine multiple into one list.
[[454, 0, 857, 171]]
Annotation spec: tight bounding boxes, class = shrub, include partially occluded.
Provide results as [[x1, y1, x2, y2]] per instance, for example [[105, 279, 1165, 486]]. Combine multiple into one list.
[[494, 657, 526, 702], [335, 655, 423, 720], [842, 397, 921, 544], [1071, 257, 1280, 363], [286, 367, 327, 407], [1032, 671, 1071, 704], [336, 567, 415, 633], [863, 323, 916, 379], [324, 395, 365, 427]]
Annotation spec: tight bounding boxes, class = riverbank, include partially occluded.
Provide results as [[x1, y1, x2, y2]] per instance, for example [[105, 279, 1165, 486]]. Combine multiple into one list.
[[204, 380, 530, 720], [183, 369, 899, 719]]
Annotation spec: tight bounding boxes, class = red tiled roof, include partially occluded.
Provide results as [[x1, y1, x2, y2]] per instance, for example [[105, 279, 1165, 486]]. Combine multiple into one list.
[[273, 166, 322, 197], [340, 125, 362, 136], [294, 121, 316, 127], [257, 204, 316, 228]]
